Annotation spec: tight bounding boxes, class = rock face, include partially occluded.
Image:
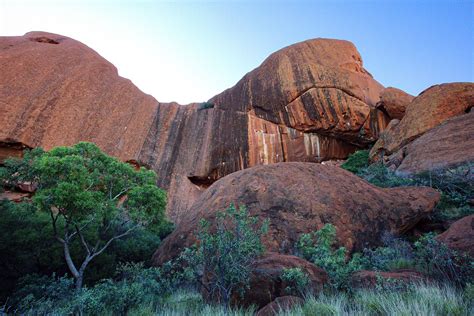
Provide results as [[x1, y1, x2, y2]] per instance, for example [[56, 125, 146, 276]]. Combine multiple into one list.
[[437, 215, 474, 258], [351, 269, 427, 289], [1, 32, 388, 221], [370, 83, 474, 163], [153, 163, 440, 265], [256, 296, 304, 316], [376, 87, 414, 120], [0, 32, 158, 161], [205, 252, 327, 309], [394, 112, 474, 174]]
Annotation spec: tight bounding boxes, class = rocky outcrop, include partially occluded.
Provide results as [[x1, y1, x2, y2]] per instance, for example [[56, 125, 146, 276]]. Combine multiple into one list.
[[256, 296, 304, 316], [1, 32, 388, 221], [153, 163, 440, 265], [394, 112, 474, 174], [228, 253, 326, 309], [0, 32, 158, 161], [351, 269, 427, 288], [370, 83, 474, 163], [437, 215, 474, 258], [376, 87, 414, 120]]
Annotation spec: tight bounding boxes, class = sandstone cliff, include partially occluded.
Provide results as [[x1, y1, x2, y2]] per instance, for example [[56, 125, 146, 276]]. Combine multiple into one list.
[[1, 32, 387, 221]]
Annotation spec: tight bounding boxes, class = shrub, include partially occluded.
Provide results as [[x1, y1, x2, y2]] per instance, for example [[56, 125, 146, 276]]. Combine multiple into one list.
[[341, 150, 370, 173], [297, 224, 364, 290], [413, 233, 473, 286], [281, 267, 310, 296], [184, 205, 268, 309], [362, 232, 415, 271]]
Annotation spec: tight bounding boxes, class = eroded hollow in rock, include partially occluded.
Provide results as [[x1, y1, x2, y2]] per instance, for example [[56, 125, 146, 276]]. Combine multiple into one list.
[[188, 175, 215, 189], [30, 37, 60, 44]]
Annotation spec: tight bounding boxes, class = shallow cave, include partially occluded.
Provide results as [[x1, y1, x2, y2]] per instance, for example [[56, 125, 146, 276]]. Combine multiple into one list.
[[29, 37, 60, 44]]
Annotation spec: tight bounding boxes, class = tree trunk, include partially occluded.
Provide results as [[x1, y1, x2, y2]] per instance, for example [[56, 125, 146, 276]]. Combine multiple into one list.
[[75, 273, 84, 292]]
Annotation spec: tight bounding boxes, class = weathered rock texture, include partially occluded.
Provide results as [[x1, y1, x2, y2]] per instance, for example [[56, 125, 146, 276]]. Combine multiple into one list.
[[376, 87, 414, 120], [229, 253, 326, 309], [394, 112, 474, 174], [153, 163, 440, 265], [351, 269, 427, 289], [370, 83, 474, 165], [256, 296, 304, 316], [1, 32, 388, 221], [437, 215, 474, 258]]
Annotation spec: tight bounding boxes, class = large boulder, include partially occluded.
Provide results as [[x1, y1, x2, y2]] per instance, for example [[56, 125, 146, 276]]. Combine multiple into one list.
[[370, 83, 474, 161], [437, 215, 474, 258], [394, 111, 474, 174], [217, 252, 327, 309], [376, 87, 414, 120], [1, 33, 388, 222], [153, 163, 440, 264], [351, 269, 427, 289], [256, 296, 304, 316]]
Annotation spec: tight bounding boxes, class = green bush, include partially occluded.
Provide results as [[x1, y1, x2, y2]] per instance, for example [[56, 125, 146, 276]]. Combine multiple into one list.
[[297, 224, 364, 290], [341, 150, 370, 174], [183, 205, 268, 308], [281, 267, 310, 296], [414, 233, 473, 286]]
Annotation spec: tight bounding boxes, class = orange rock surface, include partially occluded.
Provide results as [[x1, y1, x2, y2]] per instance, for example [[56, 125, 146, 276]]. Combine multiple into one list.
[[370, 83, 474, 162], [153, 163, 440, 265], [1, 32, 388, 221], [376, 87, 414, 120]]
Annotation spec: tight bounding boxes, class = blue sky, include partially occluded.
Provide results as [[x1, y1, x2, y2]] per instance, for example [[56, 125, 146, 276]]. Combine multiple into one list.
[[1, 0, 472, 104]]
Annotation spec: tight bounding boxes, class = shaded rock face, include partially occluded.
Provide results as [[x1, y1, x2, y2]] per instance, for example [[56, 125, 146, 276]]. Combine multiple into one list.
[[1, 33, 388, 221], [376, 87, 414, 120], [370, 83, 474, 163], [0, 32, 158, 161], [153, 163, 440, 265], [256, 296, 304, 316], [351, 269, 427, 289], [225, 253, 327, 309], [394, 112, 474, 175], [437, 215, 474, 258]]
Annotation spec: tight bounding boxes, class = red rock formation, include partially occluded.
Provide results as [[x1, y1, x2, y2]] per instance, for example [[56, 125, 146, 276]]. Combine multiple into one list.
[[0, 32, 157, 161], [153, 163, 440, 265], [376, 87, 415, 120], [370, 83, 474, 162], [394, 112, 474, 174], [351, 269, 427, 288], [1, 32, 387, 221], [256, 296, 304, 316], [227, 252, 326, 308], [437, 215, 474, 258]]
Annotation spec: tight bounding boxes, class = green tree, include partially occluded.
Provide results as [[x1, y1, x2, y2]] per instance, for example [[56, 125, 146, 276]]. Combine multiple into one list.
[[1, 142, 167, 291], [185, 205, 268, 310]]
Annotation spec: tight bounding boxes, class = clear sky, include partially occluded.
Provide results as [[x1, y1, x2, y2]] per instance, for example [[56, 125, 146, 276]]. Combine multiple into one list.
[[1, 0, 472, 104]]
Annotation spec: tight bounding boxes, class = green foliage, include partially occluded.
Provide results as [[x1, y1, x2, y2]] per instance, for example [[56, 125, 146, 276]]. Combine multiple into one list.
[[283, 284, 472, 316], [0, 142, 169, 290], [358, 162, 413, 187], [341, 150, 370, 174], [281, 267, 310, 296], [362, 232, 415, 271], [0, 199, 163, 303], [297, 224, 364, 290], [413, 233, 473, 285], [185, 205, 268, 307]]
